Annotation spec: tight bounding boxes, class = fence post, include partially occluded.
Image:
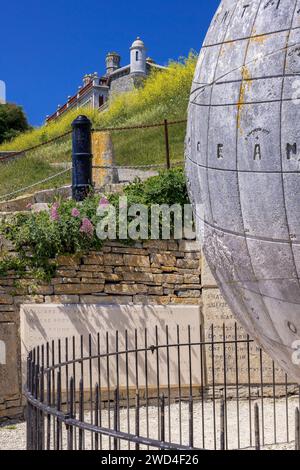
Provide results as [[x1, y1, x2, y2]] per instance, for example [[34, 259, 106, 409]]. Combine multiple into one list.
[[72, 115, 93, 201], [164, 119, 171, 169], [254, 404, 260, 451], [296, 408, 300, 451]]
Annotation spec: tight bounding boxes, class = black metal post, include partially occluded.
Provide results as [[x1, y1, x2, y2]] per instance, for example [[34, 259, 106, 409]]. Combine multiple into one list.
[[72, 115, 93, 201]]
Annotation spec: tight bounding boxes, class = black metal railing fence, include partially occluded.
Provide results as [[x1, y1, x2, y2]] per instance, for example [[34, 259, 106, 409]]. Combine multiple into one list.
[[0, 118, 187, 202], [25, 323, 300, 451]]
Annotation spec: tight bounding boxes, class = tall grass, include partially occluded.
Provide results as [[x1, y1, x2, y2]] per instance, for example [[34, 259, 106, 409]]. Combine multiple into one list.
[[0, 54, 196, 198]]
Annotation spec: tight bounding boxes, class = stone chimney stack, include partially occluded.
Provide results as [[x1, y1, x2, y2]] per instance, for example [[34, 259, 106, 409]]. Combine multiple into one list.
[[106, 52, 121, 75]]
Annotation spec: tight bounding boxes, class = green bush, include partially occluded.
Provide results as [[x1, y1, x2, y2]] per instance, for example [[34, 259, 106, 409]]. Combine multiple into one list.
[[0, 169, 191, 280]]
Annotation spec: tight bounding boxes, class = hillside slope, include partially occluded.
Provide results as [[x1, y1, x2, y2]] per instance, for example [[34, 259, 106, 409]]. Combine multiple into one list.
[[0, 54, 196, 199]]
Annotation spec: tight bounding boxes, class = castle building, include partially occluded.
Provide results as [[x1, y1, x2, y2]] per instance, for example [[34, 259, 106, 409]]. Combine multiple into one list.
[[46, 37, 165, 123]]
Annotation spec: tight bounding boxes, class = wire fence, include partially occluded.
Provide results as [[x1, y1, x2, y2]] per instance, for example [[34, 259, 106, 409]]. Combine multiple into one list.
[[0, 119, 187, 202], [25, 323, 300, 451]]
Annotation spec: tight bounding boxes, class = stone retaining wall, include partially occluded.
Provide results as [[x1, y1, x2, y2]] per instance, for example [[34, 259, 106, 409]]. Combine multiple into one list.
[[0, 239, 201, 422]]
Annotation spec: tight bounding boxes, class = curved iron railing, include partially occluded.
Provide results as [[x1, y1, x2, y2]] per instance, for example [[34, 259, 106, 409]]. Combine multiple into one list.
[[25, 324, 300, 451]]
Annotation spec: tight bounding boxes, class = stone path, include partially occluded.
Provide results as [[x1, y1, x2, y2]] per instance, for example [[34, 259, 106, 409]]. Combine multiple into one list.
[[0, 397, 298, 451]]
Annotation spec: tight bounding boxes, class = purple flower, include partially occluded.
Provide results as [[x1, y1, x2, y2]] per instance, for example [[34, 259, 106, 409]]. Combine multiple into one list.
[[99, 197, 109, 207], [79, 218, 94, 238], [26, 203, 32, 210], [52, 202, 60, 210], [50, 206, 59, 221], [71, 207, 80, 218]]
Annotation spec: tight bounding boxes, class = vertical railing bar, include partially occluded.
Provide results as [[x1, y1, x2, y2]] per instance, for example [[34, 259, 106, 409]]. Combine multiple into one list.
[[285, 373, 289, 444], [160, 394, 165, 443], [295, 407, 300, 451], [222, 323, 228, 450], [234, 323, 241, 449], [259, 349, 265, 447], [255, 404, 260, 451], [72, 336, 77, 450], [125, 330, 130, 451], [247, 335, 252, 448], [89, 334, 93, 450], [200, 324, 205, 449], [56, 370, 61, 451], [115, 332, 120, 450], [106, 332, 111, 450], [67, 377, 74, 450], [177, 325, 182, 446], [211, 324, 217, 450], [94, 383, 99, 451], [79, 377, 84, 450], [135, 391, 140, 451], [97, 333, 103, 450], [272, 361, 277, 444], [144, 328, 150, 450], [114, 388, 119, 451], [155, 326, 160, 440], [220, 399, 225, 451], [166, 325, 171, 443]]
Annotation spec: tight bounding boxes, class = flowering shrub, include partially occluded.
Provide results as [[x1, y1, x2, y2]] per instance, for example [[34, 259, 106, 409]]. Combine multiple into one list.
[[0, 195, 104, 280], [0, 169, 191, 280]]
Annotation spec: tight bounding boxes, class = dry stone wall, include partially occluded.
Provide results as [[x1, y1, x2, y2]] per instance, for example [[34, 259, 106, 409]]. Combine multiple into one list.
[[0, 239, 201, 421]]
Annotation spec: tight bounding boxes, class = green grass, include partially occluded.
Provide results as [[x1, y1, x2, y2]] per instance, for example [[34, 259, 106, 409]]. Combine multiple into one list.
[[0, 54, 196, 199]]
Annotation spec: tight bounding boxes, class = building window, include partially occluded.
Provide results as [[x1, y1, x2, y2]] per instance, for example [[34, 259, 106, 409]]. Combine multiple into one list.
[[136, 51, 139, 61], [99, 95, 104, 107]]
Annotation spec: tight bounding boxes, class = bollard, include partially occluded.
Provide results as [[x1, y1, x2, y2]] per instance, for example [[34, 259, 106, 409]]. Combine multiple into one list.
[[72, 115, 93, 201]]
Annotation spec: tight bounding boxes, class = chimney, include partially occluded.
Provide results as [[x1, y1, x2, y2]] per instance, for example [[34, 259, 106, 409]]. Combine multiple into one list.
[[106, 52, 121, 75]]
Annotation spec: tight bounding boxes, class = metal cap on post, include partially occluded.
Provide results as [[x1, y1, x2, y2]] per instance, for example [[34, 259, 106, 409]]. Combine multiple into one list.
[[72, 115, 93, 201]]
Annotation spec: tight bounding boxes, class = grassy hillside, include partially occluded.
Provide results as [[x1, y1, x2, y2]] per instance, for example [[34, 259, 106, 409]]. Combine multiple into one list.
[[0, 54, 196, 199]]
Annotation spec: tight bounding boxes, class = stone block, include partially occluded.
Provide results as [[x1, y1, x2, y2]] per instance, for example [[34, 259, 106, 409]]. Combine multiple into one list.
[[124, 254, 150, 268], [82, 254, 104, 265], [79, 295, 133, 304], [176, 259, 200, 270], [20, 304, 203, 391], [0, 322, 19, 399], [57, 255, 81, 267], [103, 253, 124, 266], [54, 284, 104, 295], [0, 295, 13, 305], [178, 240, 201, 252], [104, 284, 148, 295], [151, 253, 176, 267], [45, 295, 80, 304]]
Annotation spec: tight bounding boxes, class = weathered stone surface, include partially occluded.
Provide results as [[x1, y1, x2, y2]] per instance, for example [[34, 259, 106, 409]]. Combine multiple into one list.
[[79, 295, 133, 304], [56, 255, 81, 267], [124, 254, 150, 268], [0, 295, 13, 305], [186, 0, 300, 381], [176, 259, 200, 270], [82, 254, 104, 265], [45, 295, 80, 304], [20, 304, 203, 390], [103, 253, 124, 266], [202, 288, 287, 386], [104, 284, 148, 295], [151, 253, 176, 267], [0, 323, 19, 398], [54, 284, 104, 295]]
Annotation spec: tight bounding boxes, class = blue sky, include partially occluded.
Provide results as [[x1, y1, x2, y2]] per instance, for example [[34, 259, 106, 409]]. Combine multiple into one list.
[[1, 0, 220, 126]]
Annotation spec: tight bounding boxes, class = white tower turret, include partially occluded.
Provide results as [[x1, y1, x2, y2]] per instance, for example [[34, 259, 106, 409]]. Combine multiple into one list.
[[130, 37, 147, 75]]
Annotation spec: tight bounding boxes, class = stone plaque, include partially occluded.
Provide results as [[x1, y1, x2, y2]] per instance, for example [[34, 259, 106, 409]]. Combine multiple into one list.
[[0, 322, 19, 398], [20, 304, 203, 392], [202, 288, 288, 386]]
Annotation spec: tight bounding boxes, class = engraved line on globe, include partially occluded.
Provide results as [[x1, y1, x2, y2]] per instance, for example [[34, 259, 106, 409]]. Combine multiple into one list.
[[189, 39, 300, 104]]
